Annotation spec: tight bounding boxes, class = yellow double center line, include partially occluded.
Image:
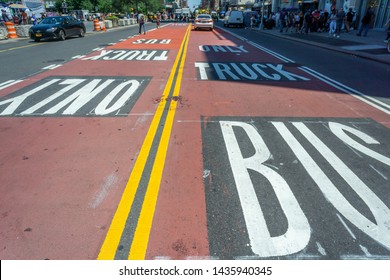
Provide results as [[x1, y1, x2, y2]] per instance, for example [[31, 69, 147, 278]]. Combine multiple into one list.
[[98, 25, 191, 260]]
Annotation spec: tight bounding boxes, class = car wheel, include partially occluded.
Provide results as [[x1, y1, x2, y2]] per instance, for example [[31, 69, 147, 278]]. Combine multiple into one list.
[[59, 30, 66, 41], [79, 28, 85, 37]]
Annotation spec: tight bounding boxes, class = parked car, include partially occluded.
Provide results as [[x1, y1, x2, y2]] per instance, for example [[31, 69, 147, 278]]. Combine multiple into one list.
[[29, 16, 86, 42], [193, 14, 214, 31], [223, 10, 244, 28]]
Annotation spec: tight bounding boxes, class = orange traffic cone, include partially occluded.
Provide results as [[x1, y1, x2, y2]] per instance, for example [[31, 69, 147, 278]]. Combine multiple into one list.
[[101, 22, 106, 32]]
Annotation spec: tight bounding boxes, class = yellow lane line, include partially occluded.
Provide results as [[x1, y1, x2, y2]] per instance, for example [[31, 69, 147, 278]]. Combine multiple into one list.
[[0, 43, 44, 53], [97, 25, 191, 260], [128, 26, 191, 260]]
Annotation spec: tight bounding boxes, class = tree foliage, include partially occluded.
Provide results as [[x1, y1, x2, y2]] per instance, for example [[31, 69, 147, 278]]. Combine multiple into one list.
[[54, 0, 165, 13]]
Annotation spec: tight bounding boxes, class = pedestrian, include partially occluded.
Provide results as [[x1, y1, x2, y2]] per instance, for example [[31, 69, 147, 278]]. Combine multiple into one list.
[[279, 9, 286, 33], [156, 14, 160, 29], [299, 11, 304, 32], [138, 15, 146, 34], [335, 8, 346, 38], [275, 9, 280, 30], [301, 9, 312, 34], [311, 9, 320, 32], [1, 9, 10, 22], [285, 11, 294, 32], [294, 12, 300, 33], [357, 7, 374, 37], [250, 14, 256, 30], [31, 13, 37, 25], [329, 9, 337, 36], [345, 8, 354, 32], [21, 9, 28, 25]]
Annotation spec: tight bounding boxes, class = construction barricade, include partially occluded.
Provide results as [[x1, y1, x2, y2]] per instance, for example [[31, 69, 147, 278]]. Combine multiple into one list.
[[93, 19, 100, 31], [5, 22, 18, 39]]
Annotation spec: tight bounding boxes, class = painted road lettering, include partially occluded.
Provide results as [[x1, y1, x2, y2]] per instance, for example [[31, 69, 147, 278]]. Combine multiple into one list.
[[199, 45, 248, 53], [202, 117, 390, 258], [0, 77, 149, 116], [133, 39, 171, 44], [83, 50, 169, 61], [274, 121, 390, 250], [195, 62, 310, 81], [220, 121, 311, 257]]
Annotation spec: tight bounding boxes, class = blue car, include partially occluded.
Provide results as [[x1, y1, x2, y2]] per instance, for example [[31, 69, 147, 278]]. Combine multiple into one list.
[[29, 16, 86, 42]]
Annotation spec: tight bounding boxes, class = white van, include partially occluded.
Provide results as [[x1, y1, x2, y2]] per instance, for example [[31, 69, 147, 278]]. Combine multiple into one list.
[[223, 10, 244, 28]]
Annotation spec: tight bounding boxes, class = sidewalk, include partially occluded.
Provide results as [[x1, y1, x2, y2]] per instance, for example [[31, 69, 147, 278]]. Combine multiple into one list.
[[260, 27, 390, 64]]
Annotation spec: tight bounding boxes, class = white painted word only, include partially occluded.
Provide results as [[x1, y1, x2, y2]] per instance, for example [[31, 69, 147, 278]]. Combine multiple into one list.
[[199, 45, 248, 53], [0, 77, 149, 116]]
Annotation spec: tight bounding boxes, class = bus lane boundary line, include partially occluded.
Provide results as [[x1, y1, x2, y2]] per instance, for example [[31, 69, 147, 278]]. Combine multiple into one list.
[[97, 25, 191, 260]]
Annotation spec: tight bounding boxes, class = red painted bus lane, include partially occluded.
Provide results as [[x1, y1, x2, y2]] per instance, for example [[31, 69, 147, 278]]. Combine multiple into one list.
[[0, 24, 191, 260]]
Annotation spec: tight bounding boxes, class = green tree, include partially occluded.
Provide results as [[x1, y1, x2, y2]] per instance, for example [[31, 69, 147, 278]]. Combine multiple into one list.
[[80, 0, 95, 11], [98, 0, 113, 13]]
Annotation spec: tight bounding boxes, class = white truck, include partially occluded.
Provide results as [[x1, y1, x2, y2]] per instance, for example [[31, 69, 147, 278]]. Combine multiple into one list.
[[182, 8, 190, 17]]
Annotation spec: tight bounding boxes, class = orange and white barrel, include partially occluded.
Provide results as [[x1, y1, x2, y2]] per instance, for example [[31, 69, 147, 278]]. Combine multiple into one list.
[[93, 19, 100, 31], [5, 22, 18, 39]]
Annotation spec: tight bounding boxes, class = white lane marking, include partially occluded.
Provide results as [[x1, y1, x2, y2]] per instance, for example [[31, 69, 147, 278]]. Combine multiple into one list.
[[336, 213, 357, 239], [219, 26, 390, 115], [42, 64, 62, 70], [300, 66, 390, 115], [72, 55, 86, 59], [0, 80, 23, 90], [359, 244, 372, 257], [369, 164, 388, 180], [316, 242, 327, 256]]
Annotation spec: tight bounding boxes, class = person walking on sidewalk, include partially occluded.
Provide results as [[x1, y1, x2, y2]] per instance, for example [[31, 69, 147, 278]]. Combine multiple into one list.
[[357, 7, 374, 37], [250, 15, 256, 30], [345, 8, 354, 32], [301, 9, 312, 34], [329, 10, 337, 36], [335, 8, 346, 38], [285, 11, 294, 32], [1, 9, 10, 22], [139, 15, 146, 34]]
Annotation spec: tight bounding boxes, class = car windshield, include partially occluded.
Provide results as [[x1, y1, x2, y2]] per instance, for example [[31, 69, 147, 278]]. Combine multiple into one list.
[[40, 17, 63, 25], [197, 15, 211, 19]]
